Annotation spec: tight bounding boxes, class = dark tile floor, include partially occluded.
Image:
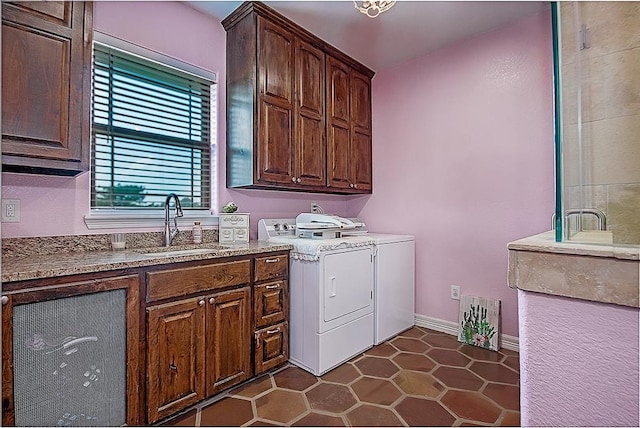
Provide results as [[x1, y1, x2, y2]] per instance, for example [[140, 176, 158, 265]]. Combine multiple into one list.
[[162, 327, 520, 427]]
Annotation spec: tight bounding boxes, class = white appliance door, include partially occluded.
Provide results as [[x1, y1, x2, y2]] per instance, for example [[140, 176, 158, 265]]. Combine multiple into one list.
[[322, 248, 373, 323], [376, 239, 416, 344]]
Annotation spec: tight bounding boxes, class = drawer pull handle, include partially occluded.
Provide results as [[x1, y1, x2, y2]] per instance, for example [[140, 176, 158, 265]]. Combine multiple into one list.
[[169, 363, 177, 371], [265, 258, 280, 263], [266, 328, 281, 335], [265, 284, 280, 290], [1, 296, 7, 305]]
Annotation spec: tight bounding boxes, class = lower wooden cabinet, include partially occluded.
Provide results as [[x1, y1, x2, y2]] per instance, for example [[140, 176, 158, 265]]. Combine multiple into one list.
[[146, 287, 252, 423], [255, 321, 289, 374], [146, 297, 206, 423], [207, 287, 252, 395]]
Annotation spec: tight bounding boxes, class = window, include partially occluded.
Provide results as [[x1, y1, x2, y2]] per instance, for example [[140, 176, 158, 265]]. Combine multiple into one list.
[[90, 40, 215, 215]]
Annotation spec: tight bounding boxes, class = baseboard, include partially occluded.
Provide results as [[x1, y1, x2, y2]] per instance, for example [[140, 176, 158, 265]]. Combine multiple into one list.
[[414, 314, 519, 352]]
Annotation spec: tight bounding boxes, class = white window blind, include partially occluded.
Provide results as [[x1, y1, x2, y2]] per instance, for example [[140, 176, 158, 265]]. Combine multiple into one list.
[[91, 43, 212, 210]]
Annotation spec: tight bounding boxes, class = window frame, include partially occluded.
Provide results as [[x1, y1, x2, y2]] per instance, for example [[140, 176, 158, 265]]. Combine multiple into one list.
[[84, 32, 218, 230]]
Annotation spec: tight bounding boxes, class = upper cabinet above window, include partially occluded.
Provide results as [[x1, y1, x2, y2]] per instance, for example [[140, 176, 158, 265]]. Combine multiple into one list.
[[222, 1, 374, 194], [1, 1, 93, 176]]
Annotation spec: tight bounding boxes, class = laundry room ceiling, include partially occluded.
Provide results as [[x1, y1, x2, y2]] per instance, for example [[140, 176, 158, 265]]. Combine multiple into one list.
[[188, 1, 549, 71]]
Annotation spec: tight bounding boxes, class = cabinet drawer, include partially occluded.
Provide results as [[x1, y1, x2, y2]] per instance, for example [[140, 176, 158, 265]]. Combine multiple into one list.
[[254, 254, 288, 282], [254, 321, 289, 374], [147, 260, 251, 302], [254, 280, 288, 328]]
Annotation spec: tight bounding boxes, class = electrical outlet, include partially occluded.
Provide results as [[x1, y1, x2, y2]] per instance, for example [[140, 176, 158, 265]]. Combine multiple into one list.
[[450, 285, 461, 300], [2, 199, 21, 222], [311, 202, 321, 213]]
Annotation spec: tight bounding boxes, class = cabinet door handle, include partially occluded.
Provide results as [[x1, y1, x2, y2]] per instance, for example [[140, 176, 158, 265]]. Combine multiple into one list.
[[1, 296, 7, 305], [198, 300, 205, 306], [169, 363, 177, 371], [291, 177, 297, 183], [297, 177, 301, 183], [265, 258, 280, 263], [266, 327, 281, 335], [265, 284, 280, 290], [209, 298, 215, 304]]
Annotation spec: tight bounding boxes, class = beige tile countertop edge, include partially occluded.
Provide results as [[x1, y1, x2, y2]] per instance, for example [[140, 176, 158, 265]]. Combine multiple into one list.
[[508, 231, 640, 308], [2, 241, 293, 283], [507, 230, 640, 261]]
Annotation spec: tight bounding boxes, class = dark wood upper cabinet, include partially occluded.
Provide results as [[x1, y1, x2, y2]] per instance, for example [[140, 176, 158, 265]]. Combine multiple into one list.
[[1, 1, 93, 176], [223, 1, 373, 194]]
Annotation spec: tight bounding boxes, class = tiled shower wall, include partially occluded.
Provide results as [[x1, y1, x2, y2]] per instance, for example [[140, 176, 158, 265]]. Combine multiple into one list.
[[560, 2, 640, 245]]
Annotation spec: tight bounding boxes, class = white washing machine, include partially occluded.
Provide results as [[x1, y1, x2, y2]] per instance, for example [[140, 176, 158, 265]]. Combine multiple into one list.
[[362, 233, 416, 344]]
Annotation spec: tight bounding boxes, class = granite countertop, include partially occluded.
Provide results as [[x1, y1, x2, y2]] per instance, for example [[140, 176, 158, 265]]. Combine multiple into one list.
[[2, 241, 293, 283]]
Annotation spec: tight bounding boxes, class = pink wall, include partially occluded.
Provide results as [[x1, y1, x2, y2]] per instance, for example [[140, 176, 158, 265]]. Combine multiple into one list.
[[356, 10, 555, 337], [1, 3, 555, 339], [0, 1, 348, 239], [518, 290, 640, 425]]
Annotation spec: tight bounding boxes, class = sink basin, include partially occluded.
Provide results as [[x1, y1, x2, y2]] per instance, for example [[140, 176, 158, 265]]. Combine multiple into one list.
[[134, 244, 231, 258]]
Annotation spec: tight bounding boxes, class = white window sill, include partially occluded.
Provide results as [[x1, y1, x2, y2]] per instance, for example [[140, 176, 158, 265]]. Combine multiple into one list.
[[84, 210, 219, 230]]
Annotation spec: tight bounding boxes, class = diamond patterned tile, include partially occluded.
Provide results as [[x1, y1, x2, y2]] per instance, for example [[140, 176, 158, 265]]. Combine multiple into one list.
[[161, 329, 520, 427]]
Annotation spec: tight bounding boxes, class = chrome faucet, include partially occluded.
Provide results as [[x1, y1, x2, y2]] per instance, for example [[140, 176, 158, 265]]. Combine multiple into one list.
[[164, 193, 184, 246]]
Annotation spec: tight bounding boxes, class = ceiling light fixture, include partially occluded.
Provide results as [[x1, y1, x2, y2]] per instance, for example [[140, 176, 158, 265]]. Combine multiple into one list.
[[353, 1, 396, 18]]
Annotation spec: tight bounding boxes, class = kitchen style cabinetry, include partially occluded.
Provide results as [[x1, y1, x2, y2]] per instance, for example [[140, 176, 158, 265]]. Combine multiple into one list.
[[145, 260, 253, 423], [223, 1, 373, 194], [144, 252, 290, 424], [1, 1, 93, 175], [326, 56, 373, 192], [2, 250, 290, 426]]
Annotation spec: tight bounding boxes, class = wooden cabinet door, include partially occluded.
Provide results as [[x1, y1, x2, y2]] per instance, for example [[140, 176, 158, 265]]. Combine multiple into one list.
[[257, 17, 295, 185], [1, 1, 92, 175], [295, 38, 326, 187], [350, 71, 373, 191], [326, 56, 352, 190], [254, 280, 288, 329], [255, 322, 289, 374], [206, 287, 252, 396], [147, 298, 205, 424]]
